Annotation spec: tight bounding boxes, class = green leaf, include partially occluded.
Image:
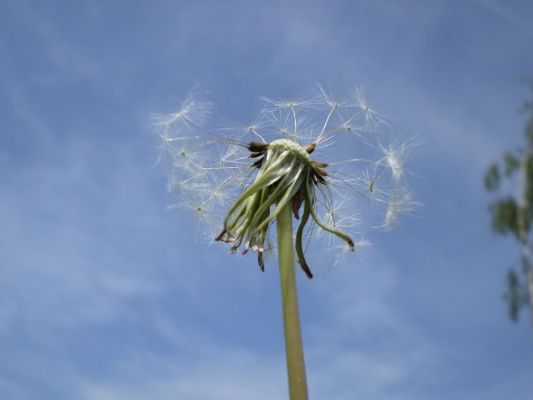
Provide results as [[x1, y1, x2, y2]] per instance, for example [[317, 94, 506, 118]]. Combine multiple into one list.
[[505, 269, 521, 321], [484, 163, 500, 191], [489, 197, 520, 237], [503, 152, 520, 177], [504, 267, 530, 321]]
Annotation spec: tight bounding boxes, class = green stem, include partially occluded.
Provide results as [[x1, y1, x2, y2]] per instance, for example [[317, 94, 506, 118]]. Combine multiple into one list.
[[276, 203, 309, 400]]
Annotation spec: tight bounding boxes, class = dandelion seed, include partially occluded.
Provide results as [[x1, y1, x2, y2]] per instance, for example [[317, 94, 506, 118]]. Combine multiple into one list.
[[151, 90, 213, 130], [333, 238, 371, 266], [381, 189, 419, 230], [352, 86, 389, 132]]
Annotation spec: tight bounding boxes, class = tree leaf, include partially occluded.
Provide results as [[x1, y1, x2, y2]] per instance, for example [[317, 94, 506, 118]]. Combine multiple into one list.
[[484, 163, 501, 191], [489, 197, 520, 237]]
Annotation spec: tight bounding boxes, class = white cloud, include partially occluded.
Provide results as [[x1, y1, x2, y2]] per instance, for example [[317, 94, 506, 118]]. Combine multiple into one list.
[[79, 348, 286, 400]]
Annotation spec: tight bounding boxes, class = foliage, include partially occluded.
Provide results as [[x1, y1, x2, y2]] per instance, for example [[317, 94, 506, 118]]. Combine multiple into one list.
[[485, 88, 533, 322]]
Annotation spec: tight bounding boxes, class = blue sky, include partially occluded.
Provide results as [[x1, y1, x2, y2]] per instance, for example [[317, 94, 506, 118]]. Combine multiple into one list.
[[1, 0, 533, 399]]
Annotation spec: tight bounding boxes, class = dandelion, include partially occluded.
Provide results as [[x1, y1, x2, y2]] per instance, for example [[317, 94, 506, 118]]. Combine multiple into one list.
[[153, 87, 416, 399]]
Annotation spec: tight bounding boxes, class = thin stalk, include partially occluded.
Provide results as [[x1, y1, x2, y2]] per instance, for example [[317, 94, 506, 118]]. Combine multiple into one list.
[[276, 203, 309, 400]]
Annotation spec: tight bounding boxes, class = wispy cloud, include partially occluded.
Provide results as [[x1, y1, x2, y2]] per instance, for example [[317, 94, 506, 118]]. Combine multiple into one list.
[[2, 0, 533, 398], [476, 0, 533, 39]]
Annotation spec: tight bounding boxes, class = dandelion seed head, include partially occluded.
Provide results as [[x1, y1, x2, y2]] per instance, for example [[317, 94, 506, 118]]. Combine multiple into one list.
[[154, 87, 417, 276]]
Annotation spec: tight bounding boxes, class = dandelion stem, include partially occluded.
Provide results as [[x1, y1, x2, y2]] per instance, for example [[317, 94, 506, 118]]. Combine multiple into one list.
[[276, 203, 309, 400]]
